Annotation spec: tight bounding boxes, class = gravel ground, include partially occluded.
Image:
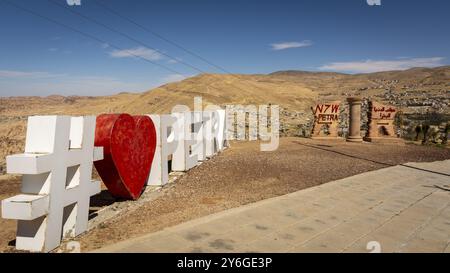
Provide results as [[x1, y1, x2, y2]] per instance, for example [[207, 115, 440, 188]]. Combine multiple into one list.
[[1, 137, 449, 252]]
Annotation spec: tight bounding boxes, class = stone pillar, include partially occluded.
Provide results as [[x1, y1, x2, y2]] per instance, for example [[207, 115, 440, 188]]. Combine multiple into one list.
[[347, 97, 363, 142]]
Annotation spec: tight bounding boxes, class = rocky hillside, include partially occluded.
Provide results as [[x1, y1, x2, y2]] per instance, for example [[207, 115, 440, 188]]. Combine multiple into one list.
[[270, 66, 450, 114], [0, 74, 317, 173], [0, 66, 449, 174]]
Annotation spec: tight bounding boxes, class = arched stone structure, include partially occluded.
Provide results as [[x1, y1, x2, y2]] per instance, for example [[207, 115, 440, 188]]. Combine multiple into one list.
[[311, 101, 342, 139], [364, 101, 400, 142]]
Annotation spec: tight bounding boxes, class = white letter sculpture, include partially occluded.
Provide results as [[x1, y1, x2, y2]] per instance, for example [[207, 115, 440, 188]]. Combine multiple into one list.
[[147, 114, 179, 186], [204, 109, 227, 157], [192, 111, 209, 162], [1, 116, 103, 252], [172, 111, 199, 171]]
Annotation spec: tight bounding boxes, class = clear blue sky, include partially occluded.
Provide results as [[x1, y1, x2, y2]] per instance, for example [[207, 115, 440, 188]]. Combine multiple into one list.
[[0, 0, 449, 96]]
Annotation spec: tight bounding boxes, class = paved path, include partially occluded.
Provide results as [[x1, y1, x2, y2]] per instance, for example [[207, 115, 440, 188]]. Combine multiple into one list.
[[95, 160, 450, 253]]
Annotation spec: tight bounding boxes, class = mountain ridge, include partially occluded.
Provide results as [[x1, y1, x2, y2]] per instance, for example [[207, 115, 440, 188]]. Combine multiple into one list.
[[0, 66, 449, 174]]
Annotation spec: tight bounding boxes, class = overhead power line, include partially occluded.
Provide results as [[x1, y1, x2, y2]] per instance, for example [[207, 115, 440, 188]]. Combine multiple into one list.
[[3, 0, 262, 98], [92, 0, 275, 94], [2, 0, 182, 75], [92, 0, 237, 75], [47, 0, 206, 74], [47, 0, 263, 96]]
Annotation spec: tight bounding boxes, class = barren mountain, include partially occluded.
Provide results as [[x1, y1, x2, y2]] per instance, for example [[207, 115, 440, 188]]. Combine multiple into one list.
[[0, 66, 449, 174], [270, 66, 450, 102]]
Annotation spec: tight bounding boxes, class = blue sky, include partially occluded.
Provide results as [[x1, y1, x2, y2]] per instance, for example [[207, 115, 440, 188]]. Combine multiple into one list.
[[0, 0, 449, 96]]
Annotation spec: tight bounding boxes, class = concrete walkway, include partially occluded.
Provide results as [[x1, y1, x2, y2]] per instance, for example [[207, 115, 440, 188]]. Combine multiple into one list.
[[95, 160, 450, 253]]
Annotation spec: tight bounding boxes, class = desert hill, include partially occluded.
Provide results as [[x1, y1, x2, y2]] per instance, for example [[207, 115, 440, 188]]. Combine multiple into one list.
[[0, 66, 449, 174], [269, 66, 450, 99], [117, 73, 317, 115]]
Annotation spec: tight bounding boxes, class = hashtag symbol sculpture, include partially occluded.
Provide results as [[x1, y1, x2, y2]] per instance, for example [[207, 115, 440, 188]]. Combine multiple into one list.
[[1, 116, 103, 252]]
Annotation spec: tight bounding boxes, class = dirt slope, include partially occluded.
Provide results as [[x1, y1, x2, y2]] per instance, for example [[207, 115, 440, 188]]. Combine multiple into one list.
[[1, 67, 449, 174], [0, 73, 317, 173]]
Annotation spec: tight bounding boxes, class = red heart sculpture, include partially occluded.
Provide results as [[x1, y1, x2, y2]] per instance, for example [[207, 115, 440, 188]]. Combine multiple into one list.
[[94, 114, 156, 200]]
